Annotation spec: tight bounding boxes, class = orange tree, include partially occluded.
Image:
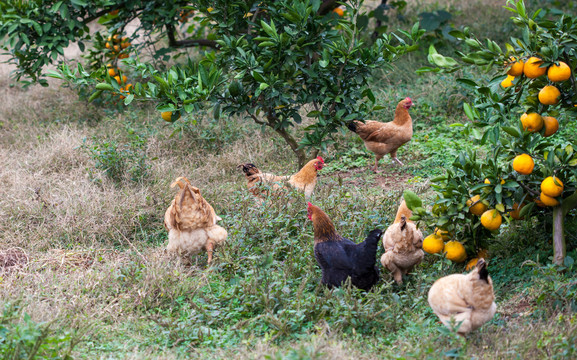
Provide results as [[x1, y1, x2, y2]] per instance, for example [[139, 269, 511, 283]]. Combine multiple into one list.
[[410, 0, 577, 266], [0, 0, 422, 168]]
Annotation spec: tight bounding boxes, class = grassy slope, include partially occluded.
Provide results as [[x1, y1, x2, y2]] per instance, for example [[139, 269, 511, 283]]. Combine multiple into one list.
[[1, 1, 577, 359]]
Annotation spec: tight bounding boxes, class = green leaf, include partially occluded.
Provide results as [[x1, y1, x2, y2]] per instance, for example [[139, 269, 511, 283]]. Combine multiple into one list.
[[502, 126, 521, 137], [403, 190, 422, 210], [519, 202, 534, 218]]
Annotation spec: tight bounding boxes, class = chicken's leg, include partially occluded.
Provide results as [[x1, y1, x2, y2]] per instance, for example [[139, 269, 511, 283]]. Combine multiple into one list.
[[206, 240, 215, 264], [390, 150, 404, 166], [373, 155, 383, 173]]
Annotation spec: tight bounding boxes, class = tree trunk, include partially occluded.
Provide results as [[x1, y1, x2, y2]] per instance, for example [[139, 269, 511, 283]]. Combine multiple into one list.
[[272, 125, 307, 168], [551, 191, 577, 266], [552, 206, 565, 266]]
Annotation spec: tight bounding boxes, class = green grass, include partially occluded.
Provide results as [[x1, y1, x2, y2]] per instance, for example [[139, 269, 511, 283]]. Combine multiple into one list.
[[1, 1, 577, 359]]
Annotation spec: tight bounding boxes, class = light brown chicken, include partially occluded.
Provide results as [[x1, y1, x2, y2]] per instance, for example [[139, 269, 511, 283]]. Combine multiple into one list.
[[347, 97, 414, 172], [164, 177, 227, 264], [238, 157, 324, 199], [428, 258, 497, 335], [380, 200, 424, 284]]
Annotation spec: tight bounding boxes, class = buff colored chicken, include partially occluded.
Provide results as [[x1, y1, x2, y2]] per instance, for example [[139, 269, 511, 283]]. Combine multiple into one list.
[[380, 199, 424, 284], [164, 177, 227, 264], [428, 258, 497, 335], [347, 97, 414, 172], [238, 157, 325, 199]]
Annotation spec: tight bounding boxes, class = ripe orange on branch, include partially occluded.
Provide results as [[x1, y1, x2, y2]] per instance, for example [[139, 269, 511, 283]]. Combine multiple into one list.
[[547, 61, 571, 82], [541, 176, 564, 197], [539, 192, 560, 207], [538, 85, 561, 105], [521, 113, 543, 132], [333, 7, 345, 16], [512, 154, 534, 175], [501, 75, 515, 88], [507, 57, 524, 76], [523, 56, 546, 78], [161, 111, 180, 122], [542, 116, 559, 137], [444, 241, 467, 262], [423, 234, 444, 254], [509, 202, 525, 220], [481, 209, 502, 231], [467, 194, 487, 216], [465, 257, 479, 271]]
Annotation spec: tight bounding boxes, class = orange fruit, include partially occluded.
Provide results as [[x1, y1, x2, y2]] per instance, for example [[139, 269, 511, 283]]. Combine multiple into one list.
[[108, 68, 117, 77], [207, 7, 214, 12], [523, 57, 547, 78], [444, 241, 467, 263], [512, 154, 534, 175], [423, 234, 444, 254], [112, 34, 120, 42], [113, 45, 121, 52], [480, 209, 502, 231], [507, 57, 524, 76], [161, 111, 180, 122], [539, 192, 560, 207], [465, 258, 479, 271], [484, 178, 505, 185], [467, 194, 487, 216], [333, 7, 344, 16], [509, 202, 525, 220], [501, 75, 515, 88], [434, 228, 451, 241], [118, 53, 129, 59], [109, 9, 119, 16], [105, 42, 112, 49], [521, 113, 544, 132], [538, 85, 561, 105], [114, 75, 127, 84], [547, 61, 571, 82], [124, 83, 133, 92], [541, 176, 564, 197], [121, 41, 131, 49], [542, 116, 559, 137]]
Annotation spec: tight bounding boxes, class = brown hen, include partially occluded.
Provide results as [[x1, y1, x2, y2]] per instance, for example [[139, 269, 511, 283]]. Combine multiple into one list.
[[428, 258, 497, 335], [238, 157, 324, 200], [164, 177, 227, 264], [347, 97, 414, 172], [380, 200, 424, 284]]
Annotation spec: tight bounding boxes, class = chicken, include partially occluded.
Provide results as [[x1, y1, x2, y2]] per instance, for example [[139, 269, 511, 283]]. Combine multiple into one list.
[[380, 200, 424, 284], [238, 157, 325, 199], [307, 202, 382, 291], [428, 258, 497, 335], [347, 97, 414, 172], [164, 177, 227, 264]]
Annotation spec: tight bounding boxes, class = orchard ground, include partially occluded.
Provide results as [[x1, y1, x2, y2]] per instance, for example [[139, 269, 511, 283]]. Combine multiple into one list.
[[1, 1, 577, 358]]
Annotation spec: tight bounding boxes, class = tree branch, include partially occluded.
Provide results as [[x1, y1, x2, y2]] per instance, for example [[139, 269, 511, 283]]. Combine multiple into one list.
[[519, 182, 539, 197], [166, 24, 219, 49]]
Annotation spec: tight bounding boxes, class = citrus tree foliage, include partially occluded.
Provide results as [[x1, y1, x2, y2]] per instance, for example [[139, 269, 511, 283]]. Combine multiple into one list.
[[413, 0, 577, 265], [0, 0, 195, 85], [1, 0, 423, 166]]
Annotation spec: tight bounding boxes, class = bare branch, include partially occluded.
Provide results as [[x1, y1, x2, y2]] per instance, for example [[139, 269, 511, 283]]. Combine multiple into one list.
[[166, 24, 219, 49]]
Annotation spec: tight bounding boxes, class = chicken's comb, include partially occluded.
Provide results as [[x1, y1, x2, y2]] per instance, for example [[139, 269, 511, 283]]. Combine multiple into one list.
[[317, 156, 324, 163], [404, 97, 412, 102], [307, 202, 313, 208]]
